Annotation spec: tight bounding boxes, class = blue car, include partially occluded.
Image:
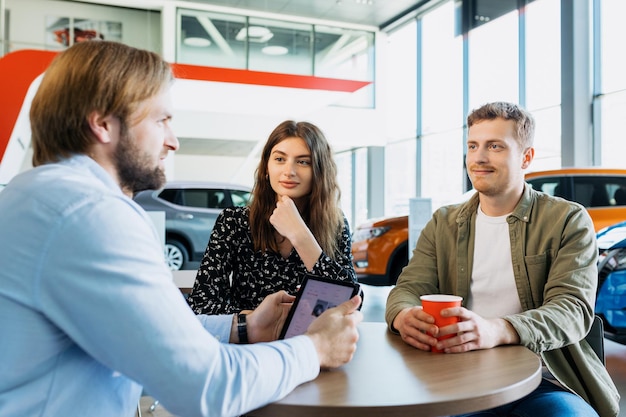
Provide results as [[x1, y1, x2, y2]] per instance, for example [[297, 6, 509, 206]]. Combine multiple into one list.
[[596, 221, 626, 344]]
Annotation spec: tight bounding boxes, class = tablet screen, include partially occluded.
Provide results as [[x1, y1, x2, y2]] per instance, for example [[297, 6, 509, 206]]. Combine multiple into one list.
[[279, 275, 360, 339]]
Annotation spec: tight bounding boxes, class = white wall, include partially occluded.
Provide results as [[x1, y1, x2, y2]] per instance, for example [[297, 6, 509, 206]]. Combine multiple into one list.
[[172, 154, 256, 187]]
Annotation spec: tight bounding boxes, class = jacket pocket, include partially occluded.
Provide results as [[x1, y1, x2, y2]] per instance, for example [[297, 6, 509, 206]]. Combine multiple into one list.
[[525, 252, 548, 306]]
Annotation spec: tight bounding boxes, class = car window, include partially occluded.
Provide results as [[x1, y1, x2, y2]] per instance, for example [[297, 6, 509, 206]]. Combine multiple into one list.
[[230, 190, 251, 207], [181, 189, 226, 209], [526, 177, 570, 199], [573, 176, 626, 208], [156, 187, 251, 209], [159, 188, 183, 205], [527, 175, 626, 208], [208, 190, 226, 208], [157, 188, 224, 209], [526, 178, 564, 198]]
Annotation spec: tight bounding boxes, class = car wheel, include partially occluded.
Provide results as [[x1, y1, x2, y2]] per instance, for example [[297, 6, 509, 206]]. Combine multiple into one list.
[[164, 240, 188, 271]]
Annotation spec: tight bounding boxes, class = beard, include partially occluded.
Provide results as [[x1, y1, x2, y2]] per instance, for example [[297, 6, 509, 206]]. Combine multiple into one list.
[[114, 125, 166, 195]]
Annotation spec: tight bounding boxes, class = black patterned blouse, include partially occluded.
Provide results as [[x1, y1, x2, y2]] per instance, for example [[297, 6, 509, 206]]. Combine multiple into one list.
[[187, 206, 357, 315]]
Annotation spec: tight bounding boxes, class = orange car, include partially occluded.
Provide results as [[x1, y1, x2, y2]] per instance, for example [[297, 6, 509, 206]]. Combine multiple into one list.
[[352, 168, 626, 286], [524, 168, 626, 232], [351, 215, 409, 286]]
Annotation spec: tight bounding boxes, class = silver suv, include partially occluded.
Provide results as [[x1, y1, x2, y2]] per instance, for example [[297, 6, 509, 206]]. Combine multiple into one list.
[[134, 181, 251, 270]]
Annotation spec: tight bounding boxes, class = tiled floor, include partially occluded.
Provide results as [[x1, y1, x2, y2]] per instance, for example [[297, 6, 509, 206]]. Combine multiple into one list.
[[137, 284, 626, 417]]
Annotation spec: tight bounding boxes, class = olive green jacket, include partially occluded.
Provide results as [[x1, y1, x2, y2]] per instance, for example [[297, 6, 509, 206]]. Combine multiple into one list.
[[386, 185, 620, 417]]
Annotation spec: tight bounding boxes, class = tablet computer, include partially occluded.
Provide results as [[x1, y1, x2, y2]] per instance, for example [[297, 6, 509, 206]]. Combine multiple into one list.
[[279, 275, 361, 340]]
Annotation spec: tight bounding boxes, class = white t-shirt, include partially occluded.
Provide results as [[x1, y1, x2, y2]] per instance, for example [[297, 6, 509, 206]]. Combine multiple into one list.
[[467, 205, 523, 318]]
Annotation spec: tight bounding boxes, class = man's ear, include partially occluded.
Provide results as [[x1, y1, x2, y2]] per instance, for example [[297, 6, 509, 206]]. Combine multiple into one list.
[[521, 147, 535, 169], [87, 111, 115, 144]]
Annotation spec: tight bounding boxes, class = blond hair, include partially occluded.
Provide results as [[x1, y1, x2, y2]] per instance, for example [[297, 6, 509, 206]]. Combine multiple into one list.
[[30, 41, 173, 166]]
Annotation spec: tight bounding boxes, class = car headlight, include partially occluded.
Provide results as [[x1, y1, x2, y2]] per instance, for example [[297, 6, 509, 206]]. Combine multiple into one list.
[[352, 226, 391, 242]]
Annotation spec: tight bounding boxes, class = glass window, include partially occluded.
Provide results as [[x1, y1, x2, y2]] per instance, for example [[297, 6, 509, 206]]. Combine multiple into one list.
[[175, 8, 375, 107], [182, 189, 216, 208], [469, 0, 520, 32], [247, 17, 313, 75], [418, 2, 465, 209], [526, 177, 565, 197], [314, 26, 374, 81], [177, 9, 247, 69], [573, 177, 611, 208], [336, 151, 355, 228], [385, 139, 416, 216], [529, 174, 626, 208], [598, 91, 626, 167], [159, 188, 181, 205], [525, 0, 560, 110], [599, 0, 626, 93], [614, 186, 626, 206], [421, 129, 465, 210], [524, 0, 561, 171], [5, 1, 160, 54], [421, 1, 463, 134], [384, 21, 417, 141], [383, 21, 418, 216], [598, 0, 626, 168], [468, 9, 519, 109], [336, 148, 369, 229], [315, 26, 375, 108], [229, 190, 251, 207], [354, 148, 369, 227], [528, 106, 562, 171]]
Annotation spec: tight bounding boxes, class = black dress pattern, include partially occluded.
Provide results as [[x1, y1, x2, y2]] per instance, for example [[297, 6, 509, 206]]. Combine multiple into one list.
[[187, 206, 357, 315]]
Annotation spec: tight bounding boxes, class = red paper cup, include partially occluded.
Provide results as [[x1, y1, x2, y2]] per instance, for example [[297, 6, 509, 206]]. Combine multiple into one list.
[[420, 294, 463, 352]]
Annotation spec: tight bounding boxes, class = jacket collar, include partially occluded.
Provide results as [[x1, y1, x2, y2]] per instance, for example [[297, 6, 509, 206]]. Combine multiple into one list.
[[456, 183, 535, 225]]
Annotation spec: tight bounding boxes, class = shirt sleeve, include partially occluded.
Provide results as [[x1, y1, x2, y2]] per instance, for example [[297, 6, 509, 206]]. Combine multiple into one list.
[[310, 216, 358, 283], [197, 314, 233, 342], [39, 196, 320, 417]]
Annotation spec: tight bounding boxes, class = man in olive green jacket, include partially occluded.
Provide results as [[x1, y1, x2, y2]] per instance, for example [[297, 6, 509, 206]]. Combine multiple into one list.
[[386, 102, 619, 417]]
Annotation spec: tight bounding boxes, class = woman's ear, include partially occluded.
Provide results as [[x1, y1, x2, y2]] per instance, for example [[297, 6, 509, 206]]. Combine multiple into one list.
[[87, 111, 115, 144]]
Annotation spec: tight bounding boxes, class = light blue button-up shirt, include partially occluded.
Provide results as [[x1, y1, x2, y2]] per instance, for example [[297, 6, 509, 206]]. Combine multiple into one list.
[[0, 155, 319, 417]]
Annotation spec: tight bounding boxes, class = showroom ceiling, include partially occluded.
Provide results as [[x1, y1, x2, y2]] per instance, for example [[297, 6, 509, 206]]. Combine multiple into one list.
[[183, 0, 433, 29]]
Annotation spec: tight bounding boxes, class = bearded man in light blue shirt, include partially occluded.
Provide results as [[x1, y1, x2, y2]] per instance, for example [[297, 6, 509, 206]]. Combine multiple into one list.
[[0, 40, 362, 417]]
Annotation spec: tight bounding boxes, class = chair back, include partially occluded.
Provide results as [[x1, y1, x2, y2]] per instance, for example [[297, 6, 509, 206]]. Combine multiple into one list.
[[585, 315, 605, 365]]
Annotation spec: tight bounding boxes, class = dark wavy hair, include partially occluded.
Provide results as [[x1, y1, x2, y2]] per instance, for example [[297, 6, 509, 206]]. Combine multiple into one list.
[[249, 120, 343, 258]]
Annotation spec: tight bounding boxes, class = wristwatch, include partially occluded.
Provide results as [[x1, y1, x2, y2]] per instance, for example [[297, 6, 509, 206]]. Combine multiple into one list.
[[237, 313, 248, 344]]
